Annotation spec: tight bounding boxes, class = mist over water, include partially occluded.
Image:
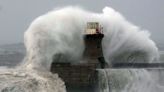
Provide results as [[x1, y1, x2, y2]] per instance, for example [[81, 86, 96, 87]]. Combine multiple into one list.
[[0, 6, 162, 92]]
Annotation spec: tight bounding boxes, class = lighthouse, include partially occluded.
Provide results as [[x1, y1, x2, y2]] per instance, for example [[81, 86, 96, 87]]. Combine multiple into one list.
[[51, 22, 105, 88], [83, 22, 105, 68]]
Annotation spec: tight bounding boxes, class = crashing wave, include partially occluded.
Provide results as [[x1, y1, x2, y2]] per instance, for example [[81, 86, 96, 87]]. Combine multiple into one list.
[[23, 6, 158, 72], [0, 6, 160, 92]]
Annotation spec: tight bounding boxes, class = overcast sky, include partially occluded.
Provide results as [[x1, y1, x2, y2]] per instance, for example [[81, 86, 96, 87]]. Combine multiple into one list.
[[0, 0, 163, 49]]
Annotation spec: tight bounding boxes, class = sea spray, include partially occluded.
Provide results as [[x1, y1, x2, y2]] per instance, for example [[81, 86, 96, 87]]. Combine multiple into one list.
[[22, 6, 159, 92], [0, 6, 160, 92], [23, 6, 158, 72]]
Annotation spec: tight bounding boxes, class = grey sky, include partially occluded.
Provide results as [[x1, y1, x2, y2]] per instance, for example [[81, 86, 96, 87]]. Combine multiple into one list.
[[0, 0, 163, 49]]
